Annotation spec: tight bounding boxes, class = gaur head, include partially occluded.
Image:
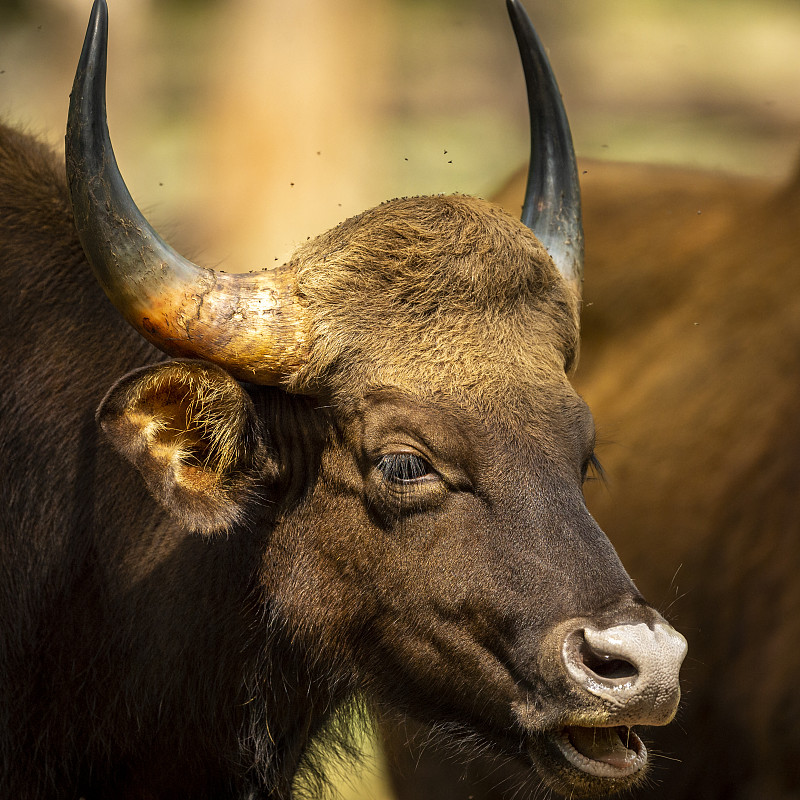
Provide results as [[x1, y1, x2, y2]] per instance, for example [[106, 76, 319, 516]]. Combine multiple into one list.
[[66, 0, 686, 795]]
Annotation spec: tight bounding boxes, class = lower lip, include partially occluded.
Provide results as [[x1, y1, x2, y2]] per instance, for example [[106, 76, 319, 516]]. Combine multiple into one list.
[[551, 726, 647, 779]]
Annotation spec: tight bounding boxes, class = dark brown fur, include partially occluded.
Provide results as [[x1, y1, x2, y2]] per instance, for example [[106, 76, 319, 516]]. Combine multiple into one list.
[[382, 159, 800, 799], [0, 123, 671, 799]]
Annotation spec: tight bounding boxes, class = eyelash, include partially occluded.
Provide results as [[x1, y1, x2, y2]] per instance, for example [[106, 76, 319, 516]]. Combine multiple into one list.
[[376, 453, 433, 486], [582, 453, 605, 484]]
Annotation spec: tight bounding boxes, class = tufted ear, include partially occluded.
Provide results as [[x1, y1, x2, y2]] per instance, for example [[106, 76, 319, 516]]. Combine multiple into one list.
[[97, 359, 276, 534]]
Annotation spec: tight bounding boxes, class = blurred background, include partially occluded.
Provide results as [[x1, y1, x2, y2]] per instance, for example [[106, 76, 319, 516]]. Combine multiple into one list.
[[1, 0, 799, 797]]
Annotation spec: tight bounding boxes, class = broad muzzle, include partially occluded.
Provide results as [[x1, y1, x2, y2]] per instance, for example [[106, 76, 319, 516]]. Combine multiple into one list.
[[562, 621, 687, 725]]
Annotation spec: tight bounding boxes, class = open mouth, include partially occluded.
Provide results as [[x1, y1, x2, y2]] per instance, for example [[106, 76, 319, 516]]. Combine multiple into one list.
[[553, 725, 646, 778]]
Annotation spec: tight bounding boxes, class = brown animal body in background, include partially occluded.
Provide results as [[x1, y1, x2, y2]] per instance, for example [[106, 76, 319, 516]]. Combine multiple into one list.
[[0, 2, 687, 798], [382, 158, 800, 799]]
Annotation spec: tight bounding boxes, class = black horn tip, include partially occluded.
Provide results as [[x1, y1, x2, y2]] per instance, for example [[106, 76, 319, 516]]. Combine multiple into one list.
[[91, 0, 108, 24], [505, 0, 523, 22], [82, 0, 109, 66], [506, 0, 584, 294], [69, 0, 109, 120], [505, 0, 537, 46]]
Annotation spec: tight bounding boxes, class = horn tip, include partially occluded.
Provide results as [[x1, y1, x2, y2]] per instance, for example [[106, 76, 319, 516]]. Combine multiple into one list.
[[506, 0, 529, 28], [77, 0, 109, 70], [88, 0, 108, 32]]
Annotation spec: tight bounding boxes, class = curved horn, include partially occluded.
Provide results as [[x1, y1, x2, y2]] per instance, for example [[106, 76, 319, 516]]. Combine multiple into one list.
[[507, 0, 583, 295], [66, 0, 308, 385]]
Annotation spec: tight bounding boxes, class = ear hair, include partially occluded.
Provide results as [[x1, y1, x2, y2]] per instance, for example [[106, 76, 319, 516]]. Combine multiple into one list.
[[97, 359, 277, 534]]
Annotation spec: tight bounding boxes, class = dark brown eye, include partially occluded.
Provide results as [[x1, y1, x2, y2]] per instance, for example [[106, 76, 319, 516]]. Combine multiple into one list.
[[376, 453, 433, 485]]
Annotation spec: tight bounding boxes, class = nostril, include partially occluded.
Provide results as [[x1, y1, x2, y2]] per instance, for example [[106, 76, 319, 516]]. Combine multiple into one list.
[[580, 638, 638, 681], [562, 621, 686, 724]]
